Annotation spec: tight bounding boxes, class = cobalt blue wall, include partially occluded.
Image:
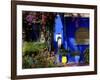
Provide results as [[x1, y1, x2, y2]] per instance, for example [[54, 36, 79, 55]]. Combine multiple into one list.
[[54, 14, 89, 62]]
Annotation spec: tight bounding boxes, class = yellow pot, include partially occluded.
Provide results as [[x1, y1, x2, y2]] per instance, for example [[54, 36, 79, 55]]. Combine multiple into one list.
[[62, 56, 67, 64]]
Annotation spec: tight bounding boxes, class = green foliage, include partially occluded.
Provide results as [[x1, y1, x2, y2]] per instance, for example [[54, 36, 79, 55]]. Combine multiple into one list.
[[22, 42, 56, 68], [59, 49, 69, 56], [47, 56, 56, 67], [22, 42, 47, 56], [34, 51, 56, 68], [22, 55, 33, 68], [34, 53, 47, 68], [84, 48, 89, 64]]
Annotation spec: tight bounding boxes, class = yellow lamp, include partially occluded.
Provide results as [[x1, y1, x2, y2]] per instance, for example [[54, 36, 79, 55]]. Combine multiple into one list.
[[62, 56, 67, 64]]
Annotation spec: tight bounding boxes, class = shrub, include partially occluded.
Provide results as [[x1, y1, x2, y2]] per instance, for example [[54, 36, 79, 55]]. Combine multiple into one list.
[[84, 48, 89, 64], [22, 42, 47, 56]]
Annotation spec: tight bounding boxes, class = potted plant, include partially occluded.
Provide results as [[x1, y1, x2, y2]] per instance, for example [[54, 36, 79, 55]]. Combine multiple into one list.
[[59, 49, 68, 65]]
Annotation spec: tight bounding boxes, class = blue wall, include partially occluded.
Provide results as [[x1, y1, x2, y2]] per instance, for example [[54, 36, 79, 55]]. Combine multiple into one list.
[[54, 14, 89, 62]]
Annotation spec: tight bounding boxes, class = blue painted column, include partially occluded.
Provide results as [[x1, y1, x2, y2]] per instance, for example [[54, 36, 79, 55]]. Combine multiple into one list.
[[54, 13, 64, 64]]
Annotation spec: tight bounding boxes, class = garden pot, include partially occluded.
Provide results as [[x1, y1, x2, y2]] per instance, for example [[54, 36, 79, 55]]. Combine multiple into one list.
[[75, 55, 80, 64], [62, 56, 67, 64]]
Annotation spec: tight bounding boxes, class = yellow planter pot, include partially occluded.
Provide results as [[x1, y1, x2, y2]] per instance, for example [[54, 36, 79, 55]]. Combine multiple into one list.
[[62, 56, 67, 64]]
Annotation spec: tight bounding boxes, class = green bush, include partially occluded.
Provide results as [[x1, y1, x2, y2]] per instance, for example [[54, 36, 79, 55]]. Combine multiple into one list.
[[22, 41, 57, 68], [84, 48, 89, 64], [22, 55, 33, 68], [22, 42, 47, 56]]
